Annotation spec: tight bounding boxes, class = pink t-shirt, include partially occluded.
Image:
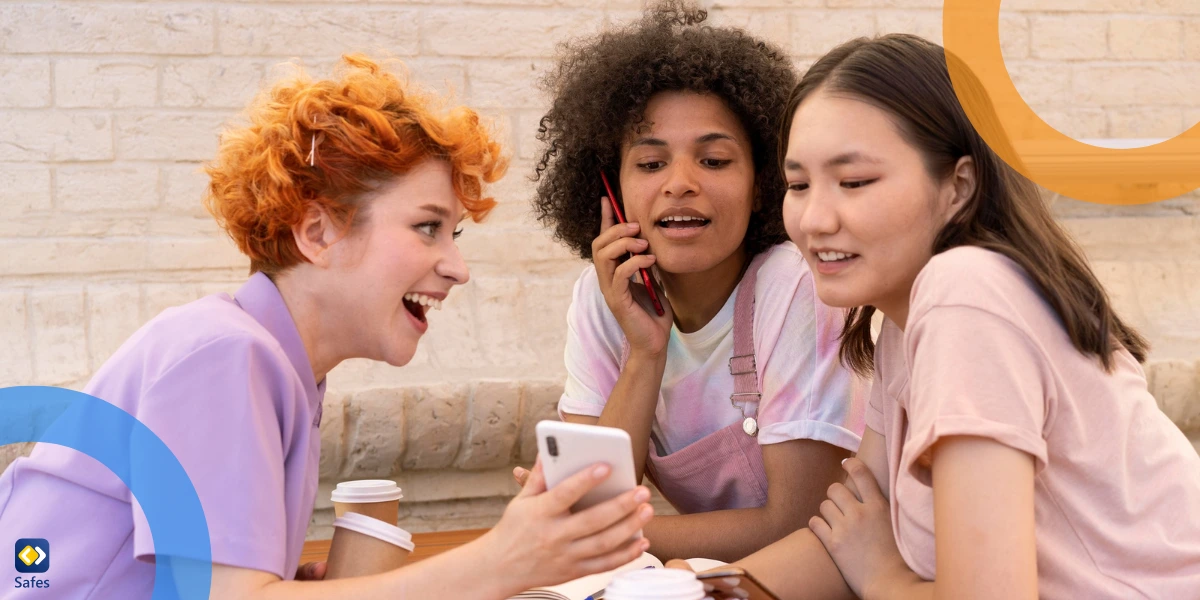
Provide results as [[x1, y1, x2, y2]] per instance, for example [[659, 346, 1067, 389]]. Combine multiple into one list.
[[867, 246, 1200, 598]]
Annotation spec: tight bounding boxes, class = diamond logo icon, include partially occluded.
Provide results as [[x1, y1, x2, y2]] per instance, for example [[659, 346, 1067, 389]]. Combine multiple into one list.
[[14, 539, 49, 573]]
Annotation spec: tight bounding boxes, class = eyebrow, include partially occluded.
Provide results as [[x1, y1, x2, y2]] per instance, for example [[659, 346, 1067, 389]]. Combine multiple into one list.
[[785, 151, 883, 171], [419, 204, 452, 219], [628, 132, 740, 149]]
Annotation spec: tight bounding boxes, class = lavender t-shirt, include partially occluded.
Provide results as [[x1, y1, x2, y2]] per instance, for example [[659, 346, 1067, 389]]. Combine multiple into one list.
[[0, 273, 324, 598]]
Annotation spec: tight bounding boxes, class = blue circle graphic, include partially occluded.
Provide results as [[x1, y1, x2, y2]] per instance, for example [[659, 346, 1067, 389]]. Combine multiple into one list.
[[0, 386, 211, 599]]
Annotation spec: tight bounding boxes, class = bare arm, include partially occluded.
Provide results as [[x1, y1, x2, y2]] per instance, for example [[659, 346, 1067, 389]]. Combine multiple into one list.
[[688, 429, 890, 599], [207, 540, 520, 600], [643, 438, 849, 562], [732, 527, 856, 600], [208, 460, 655, 600], [580, 197, 676, 481], [563, 352, 667, 482], [921, 436, 1036, 600], [814, 436, 1037, 600]]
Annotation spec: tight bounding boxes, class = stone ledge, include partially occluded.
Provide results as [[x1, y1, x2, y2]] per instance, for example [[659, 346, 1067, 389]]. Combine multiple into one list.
[[319, 380, 563, 480], [321, 361, 1200, 482]]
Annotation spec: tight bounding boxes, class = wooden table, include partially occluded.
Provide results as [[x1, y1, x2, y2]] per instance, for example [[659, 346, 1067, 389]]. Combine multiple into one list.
[[300, 529, 488, 565]]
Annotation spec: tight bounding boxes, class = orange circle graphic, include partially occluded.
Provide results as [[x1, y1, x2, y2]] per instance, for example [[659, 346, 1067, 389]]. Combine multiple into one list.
[[942, 1, 1200, 205]]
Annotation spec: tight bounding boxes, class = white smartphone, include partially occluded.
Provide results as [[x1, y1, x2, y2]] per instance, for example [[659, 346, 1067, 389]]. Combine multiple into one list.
[[535, 420, 638, 513]]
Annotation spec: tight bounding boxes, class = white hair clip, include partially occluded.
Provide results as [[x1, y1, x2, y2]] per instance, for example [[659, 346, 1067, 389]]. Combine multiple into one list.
[[308, 132, 317, 167]]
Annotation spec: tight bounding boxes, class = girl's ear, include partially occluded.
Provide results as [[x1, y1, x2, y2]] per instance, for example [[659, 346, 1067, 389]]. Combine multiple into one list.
[[943, 155, 976, 224], [291, 203, 350, 268]]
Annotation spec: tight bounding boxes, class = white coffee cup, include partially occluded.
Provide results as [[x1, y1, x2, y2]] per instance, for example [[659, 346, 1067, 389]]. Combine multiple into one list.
[[605, 568, 708, 600], [331, 480, 404, 524], [324, 511, 415, 579]]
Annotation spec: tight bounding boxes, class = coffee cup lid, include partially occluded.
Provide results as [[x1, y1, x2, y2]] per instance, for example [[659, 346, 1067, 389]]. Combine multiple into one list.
[[606, 568, 705, 600], [331, 480, 403, 503], [333, 512, 415, 551]]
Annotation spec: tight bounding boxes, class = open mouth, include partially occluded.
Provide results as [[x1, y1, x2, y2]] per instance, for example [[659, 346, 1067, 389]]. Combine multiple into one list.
[[657, 215, 710, 229], [402, 292, 442, 324]]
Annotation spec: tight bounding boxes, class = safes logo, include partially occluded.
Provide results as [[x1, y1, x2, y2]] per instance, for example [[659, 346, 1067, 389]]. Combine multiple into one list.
[[14, 540, 48, 574], [13, 539, 51, 590]]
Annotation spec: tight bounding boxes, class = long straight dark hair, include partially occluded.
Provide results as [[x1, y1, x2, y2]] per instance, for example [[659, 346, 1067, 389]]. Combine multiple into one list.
[[779, 34, 1148, 375]]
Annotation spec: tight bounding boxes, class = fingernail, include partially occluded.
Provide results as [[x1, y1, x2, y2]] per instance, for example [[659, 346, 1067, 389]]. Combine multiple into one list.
[[704, 583, 715, 592], [635, 488, 650, 502], [592, 464, 610, 478], [841, 458, 848, 465], [628, 222, 639, 231], [641, 539, 651, 551], [640, 505, 653, 519], [634, 238, 648, 246], [722, 577, 741, 586]]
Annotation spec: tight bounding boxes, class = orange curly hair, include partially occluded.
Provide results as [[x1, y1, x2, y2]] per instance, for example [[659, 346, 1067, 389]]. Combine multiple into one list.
[[204, 54, 508, 275]]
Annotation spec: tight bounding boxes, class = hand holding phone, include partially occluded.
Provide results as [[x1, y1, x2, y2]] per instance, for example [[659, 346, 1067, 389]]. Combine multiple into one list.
[[600, 171, 665, 317], [536, 420, 639, 513]]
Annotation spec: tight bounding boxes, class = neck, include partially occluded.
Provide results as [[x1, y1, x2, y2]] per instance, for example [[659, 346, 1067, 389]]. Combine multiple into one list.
[[271, 269, 342, 384], [661, 245, 749, 333], [875, 294, 911, 332]]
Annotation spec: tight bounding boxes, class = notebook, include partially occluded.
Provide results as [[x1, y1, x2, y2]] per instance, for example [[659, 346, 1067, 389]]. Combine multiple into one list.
[[508, 554, 727, 600]]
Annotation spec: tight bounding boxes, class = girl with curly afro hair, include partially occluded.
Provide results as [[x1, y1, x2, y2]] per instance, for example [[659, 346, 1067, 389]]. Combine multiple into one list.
[[0, 54, 655, 599], [521, 1, 865, 562]]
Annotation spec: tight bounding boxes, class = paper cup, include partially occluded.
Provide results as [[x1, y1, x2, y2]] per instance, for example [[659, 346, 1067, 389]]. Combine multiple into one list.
[[605, 568, 707, 600], [324, 511, 415, 579], [331, 480, 403, 525]]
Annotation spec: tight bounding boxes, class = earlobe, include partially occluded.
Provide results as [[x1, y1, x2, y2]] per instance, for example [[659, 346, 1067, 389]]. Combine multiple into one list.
[[292, 205, 336, 267]]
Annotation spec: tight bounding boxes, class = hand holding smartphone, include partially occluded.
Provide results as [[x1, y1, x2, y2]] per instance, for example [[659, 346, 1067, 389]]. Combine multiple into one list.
[[536, 420, 639, 513], [599, 171, 666, 317]]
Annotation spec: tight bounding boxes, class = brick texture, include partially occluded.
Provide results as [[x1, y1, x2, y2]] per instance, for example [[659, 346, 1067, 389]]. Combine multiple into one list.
[[2, 1, 1198, 538]]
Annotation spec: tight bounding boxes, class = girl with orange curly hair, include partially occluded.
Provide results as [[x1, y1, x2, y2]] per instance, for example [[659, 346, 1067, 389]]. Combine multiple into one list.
[[0, 55, 652, 599]]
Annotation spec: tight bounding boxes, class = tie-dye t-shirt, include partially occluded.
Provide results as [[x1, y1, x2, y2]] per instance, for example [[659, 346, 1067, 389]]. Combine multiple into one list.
[[559, 242, 865, 455]]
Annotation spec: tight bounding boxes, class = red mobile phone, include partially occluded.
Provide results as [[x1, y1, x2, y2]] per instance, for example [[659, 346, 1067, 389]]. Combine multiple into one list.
[[696, 567, 782, 600], [600, 171, 665, 317]]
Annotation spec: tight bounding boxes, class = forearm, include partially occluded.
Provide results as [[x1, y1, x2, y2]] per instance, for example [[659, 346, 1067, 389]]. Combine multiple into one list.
[[865, 571, 933, 600], [643, 505, 805, 563], [735, 528, 856, 600], [240, 536, 520, 600], [594, 351, 667, 480]]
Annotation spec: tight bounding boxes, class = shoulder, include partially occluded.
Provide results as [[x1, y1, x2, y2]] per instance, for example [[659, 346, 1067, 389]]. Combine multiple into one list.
[[107, 294, 293, 384], [909, 246, 1047, 325], [565, 265, 624, 346], [754, 242, 812, 300]]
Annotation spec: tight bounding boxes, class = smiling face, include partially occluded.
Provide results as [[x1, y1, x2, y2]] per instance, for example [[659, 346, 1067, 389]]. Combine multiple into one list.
[[617, 91, 757, 275], [325, 159, 470, 367], [782, 89, 963, 322]]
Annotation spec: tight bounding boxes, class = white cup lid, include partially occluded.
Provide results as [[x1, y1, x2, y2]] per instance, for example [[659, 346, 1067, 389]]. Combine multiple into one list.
[[331, 480, 403, 503], [605, 568, 706, 600], [333, 512, 415, 551]]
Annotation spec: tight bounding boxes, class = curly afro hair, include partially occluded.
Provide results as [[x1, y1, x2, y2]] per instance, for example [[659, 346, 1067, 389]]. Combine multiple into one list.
[[532, 1, 796, 261]]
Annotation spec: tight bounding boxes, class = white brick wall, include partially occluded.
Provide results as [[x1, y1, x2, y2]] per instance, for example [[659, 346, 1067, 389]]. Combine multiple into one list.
[[2, 0, 1199, 537]]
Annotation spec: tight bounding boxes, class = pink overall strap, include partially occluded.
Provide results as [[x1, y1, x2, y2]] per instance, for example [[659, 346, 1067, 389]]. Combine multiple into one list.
[[730, 251, 769, 419], [618, 251, 769, 416]]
